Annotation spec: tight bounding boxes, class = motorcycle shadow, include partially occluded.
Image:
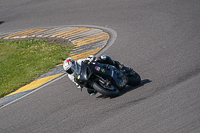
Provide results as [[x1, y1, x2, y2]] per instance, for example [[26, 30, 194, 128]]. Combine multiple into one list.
[[96, 79, 152, 99]]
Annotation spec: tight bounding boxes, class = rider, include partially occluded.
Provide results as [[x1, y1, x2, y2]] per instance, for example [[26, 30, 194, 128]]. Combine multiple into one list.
[[63, 55, 131, 95]]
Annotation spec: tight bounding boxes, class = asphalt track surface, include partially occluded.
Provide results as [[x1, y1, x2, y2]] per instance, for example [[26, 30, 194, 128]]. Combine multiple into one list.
[[0, 0, 200, 132]]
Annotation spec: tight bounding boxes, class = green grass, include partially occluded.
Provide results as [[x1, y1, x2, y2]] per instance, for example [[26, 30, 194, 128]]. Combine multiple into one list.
[[0, 39, 73, 98]]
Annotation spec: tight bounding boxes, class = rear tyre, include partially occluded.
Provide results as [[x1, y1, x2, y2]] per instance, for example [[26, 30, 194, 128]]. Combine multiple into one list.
[[127, 72, 141, 86], [92, 82, 120, 97]]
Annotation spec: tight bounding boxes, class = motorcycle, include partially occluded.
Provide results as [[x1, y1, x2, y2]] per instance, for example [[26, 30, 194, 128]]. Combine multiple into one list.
[[72, 60, 141, 97]]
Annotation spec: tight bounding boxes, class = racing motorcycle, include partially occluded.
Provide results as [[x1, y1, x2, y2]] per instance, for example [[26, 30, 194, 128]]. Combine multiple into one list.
[[73, 60, 141, 97]]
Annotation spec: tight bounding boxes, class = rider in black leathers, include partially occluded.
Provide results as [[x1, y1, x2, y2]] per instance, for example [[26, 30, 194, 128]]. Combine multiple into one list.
[[63, 54, 133, 96]]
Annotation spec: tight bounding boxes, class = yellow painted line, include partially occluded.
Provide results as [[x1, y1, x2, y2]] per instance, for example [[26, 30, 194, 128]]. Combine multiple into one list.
[[6, 73, 64, 96], [4, 29, 48, 39], [50, 27, 93, 38], [3, 26, 109, 99], [70, 47, 103, 61], [73, 33, 109, 47]]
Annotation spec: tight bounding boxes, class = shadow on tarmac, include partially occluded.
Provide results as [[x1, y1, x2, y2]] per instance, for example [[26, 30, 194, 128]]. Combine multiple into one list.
[[0, 21, 5, 25], [96, 79, 152, 99], [120, 79, 152, 95]]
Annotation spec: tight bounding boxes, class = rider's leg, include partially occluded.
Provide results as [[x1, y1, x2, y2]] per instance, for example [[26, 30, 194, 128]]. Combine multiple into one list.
[[113, 61, 134, 74]]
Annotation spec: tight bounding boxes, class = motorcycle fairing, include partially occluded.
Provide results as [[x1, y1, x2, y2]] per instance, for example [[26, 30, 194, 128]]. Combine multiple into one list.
[[74, 61, 127, 88]]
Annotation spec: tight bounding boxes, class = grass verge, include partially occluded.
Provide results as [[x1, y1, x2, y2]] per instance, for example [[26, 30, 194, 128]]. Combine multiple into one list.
[[0, 39, 73, 98]]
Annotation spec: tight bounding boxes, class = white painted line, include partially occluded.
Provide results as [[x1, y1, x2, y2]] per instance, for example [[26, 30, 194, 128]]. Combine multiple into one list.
[[68, 29, 104, 40], [0, 74, 67, 109], [35, 27, 75, 37]]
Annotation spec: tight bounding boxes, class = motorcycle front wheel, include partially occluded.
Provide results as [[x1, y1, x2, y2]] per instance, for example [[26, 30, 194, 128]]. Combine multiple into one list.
[[92, 82, 120, 97], [127, 72, 141, 86]]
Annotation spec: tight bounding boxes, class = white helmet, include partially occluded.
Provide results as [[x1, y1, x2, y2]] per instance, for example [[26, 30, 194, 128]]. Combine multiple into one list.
[[63, 58, 75, 74]]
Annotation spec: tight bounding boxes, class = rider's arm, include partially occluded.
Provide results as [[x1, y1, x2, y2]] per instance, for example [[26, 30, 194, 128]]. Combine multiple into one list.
[[68, 74, 76, 83], [76, 59, 86, 65]]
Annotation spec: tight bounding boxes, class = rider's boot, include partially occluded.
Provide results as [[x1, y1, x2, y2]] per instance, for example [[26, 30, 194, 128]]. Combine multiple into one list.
[[90, 92, 97, 96], [87, 88, 97, 96]]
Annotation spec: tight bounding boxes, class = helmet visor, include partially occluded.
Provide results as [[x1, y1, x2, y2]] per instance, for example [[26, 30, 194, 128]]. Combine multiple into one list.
[[66, 68, 73, 74]]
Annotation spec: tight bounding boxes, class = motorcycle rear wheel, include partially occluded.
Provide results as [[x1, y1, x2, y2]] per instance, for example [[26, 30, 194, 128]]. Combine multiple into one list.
[[92, 82, 120, 97]]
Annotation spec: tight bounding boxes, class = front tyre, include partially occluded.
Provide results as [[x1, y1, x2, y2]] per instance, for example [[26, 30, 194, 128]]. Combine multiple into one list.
[[92, 82, 120, 97], [127, 72, 141, 86]]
